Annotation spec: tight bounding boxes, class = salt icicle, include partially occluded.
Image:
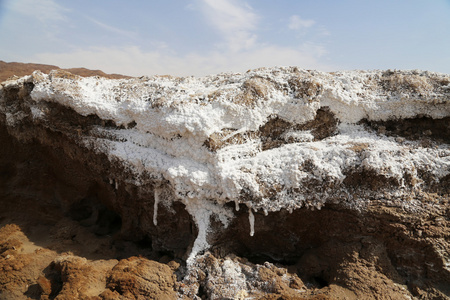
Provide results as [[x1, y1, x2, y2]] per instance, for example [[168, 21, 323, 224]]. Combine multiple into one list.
[[234, 199, 240, 211], [153, 187, 159, 226], [249, 208, 255, 237], [185, 200, 213, 267]]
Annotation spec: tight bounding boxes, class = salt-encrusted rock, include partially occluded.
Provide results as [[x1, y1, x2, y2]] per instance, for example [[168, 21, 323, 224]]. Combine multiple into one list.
[[0, 67, 449, 299]]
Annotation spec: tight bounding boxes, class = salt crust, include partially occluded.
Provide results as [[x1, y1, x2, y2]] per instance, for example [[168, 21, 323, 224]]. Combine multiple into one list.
[[4, 67, 449, 262]]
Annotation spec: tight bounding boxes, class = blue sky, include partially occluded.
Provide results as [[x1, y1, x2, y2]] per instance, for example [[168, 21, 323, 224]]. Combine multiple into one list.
[[1, 0, 449, 76]]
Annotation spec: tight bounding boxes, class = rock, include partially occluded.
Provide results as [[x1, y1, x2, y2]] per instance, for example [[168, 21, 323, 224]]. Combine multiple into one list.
[[0, 225, 56, 300], [106, 257, 177, 299], [36, 275, 52, 296], [179, 252, 308, 299], [51, 255, 118, 299]]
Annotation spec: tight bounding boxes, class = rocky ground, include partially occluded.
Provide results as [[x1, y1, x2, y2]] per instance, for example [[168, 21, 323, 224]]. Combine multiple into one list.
[[0, 63, 449, 299]]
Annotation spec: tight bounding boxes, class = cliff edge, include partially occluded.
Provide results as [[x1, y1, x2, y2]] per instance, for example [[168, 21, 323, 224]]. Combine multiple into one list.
[[0, 67, 449, 299]]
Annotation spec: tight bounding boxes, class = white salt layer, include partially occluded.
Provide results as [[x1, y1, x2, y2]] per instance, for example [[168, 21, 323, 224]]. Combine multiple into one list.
[[153, 187, 159, 226]]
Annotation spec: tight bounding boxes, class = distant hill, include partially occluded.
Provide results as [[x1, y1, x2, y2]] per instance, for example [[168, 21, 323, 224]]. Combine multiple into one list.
[[0, 60, 132, 82]]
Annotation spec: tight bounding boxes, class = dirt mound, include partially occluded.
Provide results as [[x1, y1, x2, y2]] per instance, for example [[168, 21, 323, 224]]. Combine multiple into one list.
[[0, 60, 131, 82]]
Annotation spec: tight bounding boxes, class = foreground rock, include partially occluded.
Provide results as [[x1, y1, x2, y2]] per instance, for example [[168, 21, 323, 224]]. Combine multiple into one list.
[[0, 67, 449, 299]]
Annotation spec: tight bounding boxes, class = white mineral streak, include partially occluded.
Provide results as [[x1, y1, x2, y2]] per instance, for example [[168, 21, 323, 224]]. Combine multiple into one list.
[[5, 67, 449, 262], [153, 187, 159, 226], [185, 200, 212, 267], [248, 207, 255, 237], [185, 199, 233, 266]]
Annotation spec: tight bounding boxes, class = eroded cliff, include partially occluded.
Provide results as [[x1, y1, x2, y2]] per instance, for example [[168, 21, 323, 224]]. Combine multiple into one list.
[[0, 67, 449, 299]]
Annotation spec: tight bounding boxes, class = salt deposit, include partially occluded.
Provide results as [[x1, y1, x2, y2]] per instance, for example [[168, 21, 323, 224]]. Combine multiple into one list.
[[2, 67, 449, 262]]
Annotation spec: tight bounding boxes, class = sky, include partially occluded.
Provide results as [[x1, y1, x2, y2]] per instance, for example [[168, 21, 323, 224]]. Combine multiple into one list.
[[0, 0, 450, 77]]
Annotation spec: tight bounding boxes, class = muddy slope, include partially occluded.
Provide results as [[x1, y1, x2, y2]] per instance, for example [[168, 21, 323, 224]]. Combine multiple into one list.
[[0, 68, 449, 299]]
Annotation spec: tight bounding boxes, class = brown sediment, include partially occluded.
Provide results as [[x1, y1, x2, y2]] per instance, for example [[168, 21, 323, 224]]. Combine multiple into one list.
[[204, 107, 338, 152]]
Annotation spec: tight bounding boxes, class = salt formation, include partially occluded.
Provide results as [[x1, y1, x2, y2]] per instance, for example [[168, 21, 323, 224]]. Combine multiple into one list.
[[184, 199, 233, 266], [1, 67, 449, 263], [248, 208, 255, 237], [153, 187, 159, 226]]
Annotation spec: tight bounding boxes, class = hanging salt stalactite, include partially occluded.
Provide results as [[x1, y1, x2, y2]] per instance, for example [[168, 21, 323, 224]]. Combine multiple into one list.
[[235, 199, 240, 211], [186, 203, 212, 266], [184, 198, 235, 266], [248, 206, 255, 237], [153, 187, 159, 226]]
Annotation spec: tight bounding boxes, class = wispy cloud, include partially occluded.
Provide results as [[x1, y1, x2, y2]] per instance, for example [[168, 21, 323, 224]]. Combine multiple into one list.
[[3, 0, 69, 44], [198, 0, 259, 52], [85, 16, 139, 39], [6, 0, 68, 23], [288, 15, 315, 31]]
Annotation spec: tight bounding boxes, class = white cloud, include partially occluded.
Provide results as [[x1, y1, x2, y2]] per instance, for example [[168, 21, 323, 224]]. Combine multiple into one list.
[[288, 15, 315, 31], [13, 1, 334, 77], [198, 0, 259, 52], [6, 0, 68, 23], [32, 44, 335, 77]]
